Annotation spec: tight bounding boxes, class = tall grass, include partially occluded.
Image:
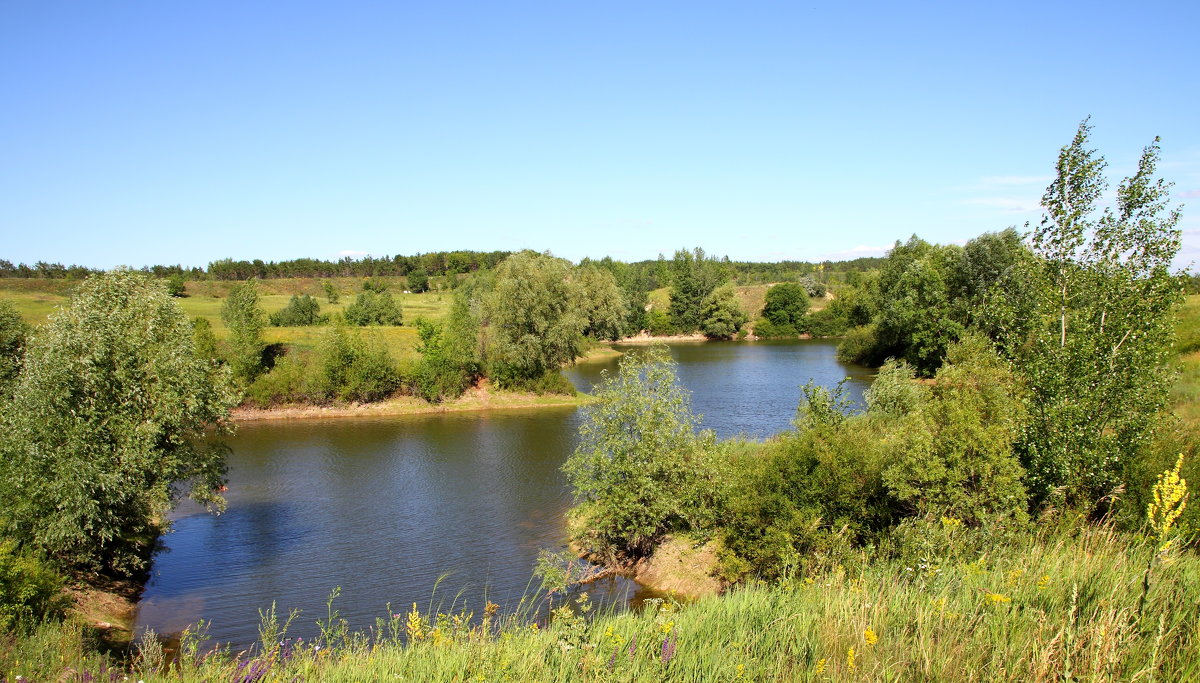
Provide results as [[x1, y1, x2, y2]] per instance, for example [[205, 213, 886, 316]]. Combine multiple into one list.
[[5, 521, 1197, 681]]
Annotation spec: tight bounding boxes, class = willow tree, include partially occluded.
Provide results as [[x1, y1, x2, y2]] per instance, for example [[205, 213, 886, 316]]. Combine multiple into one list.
[[0, 270, 238, 574]]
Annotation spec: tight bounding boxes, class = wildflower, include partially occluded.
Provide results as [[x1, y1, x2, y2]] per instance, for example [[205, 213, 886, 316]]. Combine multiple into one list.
[[864, 627, 878, 646], [984, 592, 1011, 605], [1148, 453, 1189, 554], [1037, 574, 1051, 590], [940, 516, 962, 529], [406, 603, 424, 642], [660, 620, 675, 635], [814, 658, 827, 675], [736, 663, 746, 678], [846, 646, 856, 672]]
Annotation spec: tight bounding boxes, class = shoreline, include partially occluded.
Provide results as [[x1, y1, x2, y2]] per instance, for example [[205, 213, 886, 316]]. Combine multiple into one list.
[[232, 385, 590, 422]]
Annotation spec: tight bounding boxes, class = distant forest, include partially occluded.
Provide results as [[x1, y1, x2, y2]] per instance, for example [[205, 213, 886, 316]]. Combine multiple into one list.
[[0, 250, 886, 285]]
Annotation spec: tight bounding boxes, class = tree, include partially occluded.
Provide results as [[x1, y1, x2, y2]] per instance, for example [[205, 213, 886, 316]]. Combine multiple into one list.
[[322, 280, 340, 304], [572, 265, 627, 341], [165, 273, 186, 297], [0, 300, 30, 398], [408, 270, 430, 293], [563, 347, 718, 559], [700, 283, 748, 339], [0, 270, 237, 574], [1008, 121, 1184, 508], [269, 294, 324, 326], [343, 290, 403, 326], [761, 282, 810, 333], [667, 247, 727, 332], [411, 293, 482, 402], [482, 251, 585, 385], [221, 279, 267, 384]]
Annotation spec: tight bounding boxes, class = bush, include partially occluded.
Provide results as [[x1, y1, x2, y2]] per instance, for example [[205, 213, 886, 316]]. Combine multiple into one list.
[[752, 317, 796, 339], [343, 291, 403, 326], [836, 323, 881, 365], [563, 348, 722, 559], [645, 310, 676, 336], [721, 416, 895, 580], [700, 283, 748, 339], [864, 358, 927, 417], [762, 283, 809, 330], [244, 353, 313, 406], [882, 336, 1028, 527], [269, 295, 325, 326], [0, 540, 66, 632], [311, 325, 400, 403]]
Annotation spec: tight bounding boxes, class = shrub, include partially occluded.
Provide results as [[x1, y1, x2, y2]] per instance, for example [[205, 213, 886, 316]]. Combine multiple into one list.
[[311, 325, 400, 403], [761, 283, 809, 330], [864, 358, 927, 417], [752, 317, 796, 339], [0, 540, 66, 632], [269, 295, 325, 327], [882, 335, 1028, 526], [244, 353, 312, 406], [836, 323, 880, 365], [645, 310, 676, 336], [700, 283, 748, 339], [343, 290, 403, 326]]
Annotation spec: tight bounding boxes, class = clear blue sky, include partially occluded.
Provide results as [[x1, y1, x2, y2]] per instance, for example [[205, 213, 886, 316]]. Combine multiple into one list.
[[3, 1, 1198, 270]]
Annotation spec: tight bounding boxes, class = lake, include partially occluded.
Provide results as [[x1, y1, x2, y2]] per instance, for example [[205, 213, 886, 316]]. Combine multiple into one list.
[[135, 339, 872, 646]]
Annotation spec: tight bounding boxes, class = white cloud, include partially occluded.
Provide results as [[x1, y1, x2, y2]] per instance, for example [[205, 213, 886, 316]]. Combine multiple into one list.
[[1177, 189, 1200, 199]]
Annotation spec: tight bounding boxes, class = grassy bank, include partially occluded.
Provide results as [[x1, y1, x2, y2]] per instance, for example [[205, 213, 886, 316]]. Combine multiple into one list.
[[4, 521, 1196, 681]]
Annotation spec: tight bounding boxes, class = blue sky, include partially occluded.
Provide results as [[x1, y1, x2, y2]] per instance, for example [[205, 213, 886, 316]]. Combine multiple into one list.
[[3, 1, 1198, 270]]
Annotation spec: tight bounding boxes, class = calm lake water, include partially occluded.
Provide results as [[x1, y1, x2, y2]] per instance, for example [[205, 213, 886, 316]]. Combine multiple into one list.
[[135, 340, 871, 646]]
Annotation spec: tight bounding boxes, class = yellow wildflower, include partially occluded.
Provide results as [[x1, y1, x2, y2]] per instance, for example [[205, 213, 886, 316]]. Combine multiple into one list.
[[847, 646, 857, 672], [984, 592, 1011, 605], [406, 603, 424, 642], [814, 658, 827, 675], [660, 620, 675, 635], [1148, 454, 1189, 553], [940, 516, 962, 529], [1037, 574, 1051, 590], [864, 627, 878, 646]]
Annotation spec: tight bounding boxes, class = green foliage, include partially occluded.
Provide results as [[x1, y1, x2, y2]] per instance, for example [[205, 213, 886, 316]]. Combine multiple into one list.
[[700, 283, 748, 339], [645, 309, 676, 336], [751, 316, 794, 339], [761, 282, 809, 332], [865, 236, 966, 375], [269, 294, 325, 326], [721, 415, 894, 580], [0, 299, 30, 397], [571, 265, 627, 341], [343, 290, 403, 326], [244, 352, 312, 406], [882, 336, 1028, 526], [221, 278, 268, 384], [667, 247, 728, 333], [0, 540, 66, 632], [864, 358, 926, 417], [563, 348, 721, 559], [165, 273, 186, 297], [407, 269, 430, 293], [411, 295, 481, 402], [191, 316, 220, 363], [362, 277, 390, 293], [483, 251, 584, 385], [0, 269, 238, 574], [795, 378, 856, 431], [322, 280, 340, 304], [311, 324, 400, 403], [1008, 121, 1184, 508]]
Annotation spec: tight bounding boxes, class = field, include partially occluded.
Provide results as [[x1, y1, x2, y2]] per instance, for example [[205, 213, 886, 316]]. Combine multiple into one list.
[[0, 278, 453, 362]]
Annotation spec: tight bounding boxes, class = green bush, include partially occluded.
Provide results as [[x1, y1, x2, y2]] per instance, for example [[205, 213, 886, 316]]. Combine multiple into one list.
[[0, 540, 66, 632], [751, 317, 796, 339], [244, 353, 313, 406], [563, 348, 722, 559], [269, 295, 325, 326], [311, 325, 401, 403], [700, 283, 748, 339], [864, 358, 927, 417], [882, 336, 1028, 526], [721, 416, 895, 580], [761, 282, 809, 330], [836, 323, 880, 365], [645, 310, 676, 336], [343, 291, 403, 326]]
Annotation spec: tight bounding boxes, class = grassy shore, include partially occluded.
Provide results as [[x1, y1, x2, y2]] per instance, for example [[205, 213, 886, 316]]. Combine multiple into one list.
[[4, 520, 1197, 681]]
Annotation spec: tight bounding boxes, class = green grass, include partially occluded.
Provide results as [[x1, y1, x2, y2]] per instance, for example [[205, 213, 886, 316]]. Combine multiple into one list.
[[0, 278, 454, 363], [5, 521, 1197, 681]]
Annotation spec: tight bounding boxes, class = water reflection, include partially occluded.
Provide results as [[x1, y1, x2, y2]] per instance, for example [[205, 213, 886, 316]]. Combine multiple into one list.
[[136, 340, 870, 647]]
